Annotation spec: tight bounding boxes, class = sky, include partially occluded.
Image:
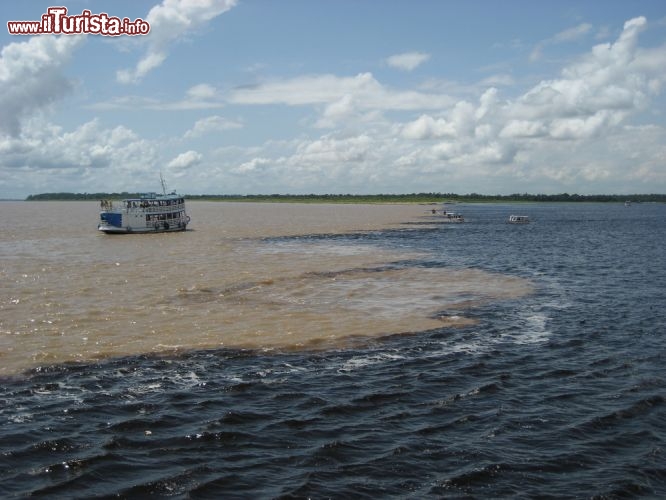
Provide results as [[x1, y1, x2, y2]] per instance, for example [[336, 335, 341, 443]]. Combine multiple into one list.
[[1, 0, 666, 198]]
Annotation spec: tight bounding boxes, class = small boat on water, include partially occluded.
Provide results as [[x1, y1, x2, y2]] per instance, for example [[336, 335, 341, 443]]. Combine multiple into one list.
[[427, 207, 465, 222], [441, 211, 465, 223], [508, 215, 530, 224], [98, 183, 190, 234]]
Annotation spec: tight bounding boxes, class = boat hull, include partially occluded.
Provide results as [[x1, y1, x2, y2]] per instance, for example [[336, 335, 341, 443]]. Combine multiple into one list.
[[440, 212, 464, 223], [97, 222, 188, 234], [508, 215, 530, 224]]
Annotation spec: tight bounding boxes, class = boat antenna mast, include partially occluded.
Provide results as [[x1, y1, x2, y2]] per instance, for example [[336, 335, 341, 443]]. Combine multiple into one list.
[[160, 172, 168, 195]]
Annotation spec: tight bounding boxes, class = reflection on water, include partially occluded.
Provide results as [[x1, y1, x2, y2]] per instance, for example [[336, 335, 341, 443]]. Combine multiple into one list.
[[0, 201, 532, 375]]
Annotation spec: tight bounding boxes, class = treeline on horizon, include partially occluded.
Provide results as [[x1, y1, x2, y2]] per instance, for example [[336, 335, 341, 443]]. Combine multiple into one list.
[[24, 192, 666, 203]]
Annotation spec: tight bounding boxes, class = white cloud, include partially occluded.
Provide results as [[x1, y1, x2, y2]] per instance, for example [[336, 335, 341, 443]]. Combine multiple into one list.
[[530, 22, 593, 62], [290, 134, 374, 165], [117, 51, 167, 84], [483, 16, 654, 149], [316, 94, 355, 128], [401, 114, 456, 140], [157, 16, 666, 195], [232, 157, 271, 174], [4, 14, 666, 198], [216, 15, 666, 195], [117, 0, 237, 83], [186, 83, 218, 100], [90, 84, 226, 111], [553, 23, 593, 43], [386, 51, 431, 71], [0, 118, 159, 196], [0, 35, 84, 136], [564, 17, 647, 81], [411, 16, 653, 147], [479, 74, 515, 87], [167, 150, 202, 170], [401, 100, 477, 140], [231, 72, 454, 110], [499, 120, 547, 138], [184, 115, 243, 138]]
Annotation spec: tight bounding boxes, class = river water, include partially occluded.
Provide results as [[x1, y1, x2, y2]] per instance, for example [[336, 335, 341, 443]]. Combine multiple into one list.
[[1, 201, 664, 498]]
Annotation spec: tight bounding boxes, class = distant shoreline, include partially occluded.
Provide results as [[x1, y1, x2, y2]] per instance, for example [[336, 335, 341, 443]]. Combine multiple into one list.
[[21, 193, 666, 203]]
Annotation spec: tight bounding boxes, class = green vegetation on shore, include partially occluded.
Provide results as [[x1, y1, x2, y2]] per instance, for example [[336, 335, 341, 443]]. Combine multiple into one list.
[[24, 192, 666, 203]]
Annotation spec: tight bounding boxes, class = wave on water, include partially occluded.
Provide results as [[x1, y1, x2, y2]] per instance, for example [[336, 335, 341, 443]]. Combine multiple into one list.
[[1, 202, 665, 497]]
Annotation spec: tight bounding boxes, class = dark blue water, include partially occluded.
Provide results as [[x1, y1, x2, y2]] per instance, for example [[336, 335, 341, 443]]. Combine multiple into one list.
[[2, 203, 665, 498]]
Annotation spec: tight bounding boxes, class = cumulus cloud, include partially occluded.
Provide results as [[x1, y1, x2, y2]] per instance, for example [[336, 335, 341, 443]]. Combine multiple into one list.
[[184, 115, 243, 138], [0, 118, 159, 195], [401, 101, 476, 140], [499, 119, 547, 138], [225, 16, 664, 194], [0, 35, 84, 136], [402, 115, 452, 140], [232, 157, 271, 174], [167, 150, 202, 170], [4, 14, 665, 198], [386, 51, 431, 71], [405, 17, 655, 147], [117, 0, 237, 83], [290, 134, 374, 165], [517, 17, 650, 129], [195, 16, 666, 196], [315, 94, 356, 128]]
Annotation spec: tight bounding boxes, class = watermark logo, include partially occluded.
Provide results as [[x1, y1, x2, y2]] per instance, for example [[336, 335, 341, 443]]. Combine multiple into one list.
[[7, 6, 150, 36]]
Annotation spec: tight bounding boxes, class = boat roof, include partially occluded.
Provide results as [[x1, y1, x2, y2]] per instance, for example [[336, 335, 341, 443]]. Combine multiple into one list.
[[123, 192, 182, 201]]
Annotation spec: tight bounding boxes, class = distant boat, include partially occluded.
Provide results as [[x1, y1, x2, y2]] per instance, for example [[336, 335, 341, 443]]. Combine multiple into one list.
[[624, 200, 632, 207], [98, 179, 190, 234], [441, 211, 465, 223], [428, 208, 464, 222], [508, 215, 530, 224]]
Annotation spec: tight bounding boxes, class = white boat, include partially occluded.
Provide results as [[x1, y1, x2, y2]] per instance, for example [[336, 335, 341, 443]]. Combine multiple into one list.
[[441, 211, 465, 223], [98, 191, 190, 234], [427, 208, 464, 222], [508, 215, 530, 224]]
